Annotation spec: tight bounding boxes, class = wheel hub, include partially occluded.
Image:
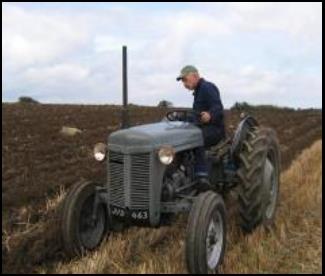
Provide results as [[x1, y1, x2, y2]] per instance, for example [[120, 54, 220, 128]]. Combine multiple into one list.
[[263, 158, 278, 219], [206, 212, 223, 271], [79, 196, 106, 250]]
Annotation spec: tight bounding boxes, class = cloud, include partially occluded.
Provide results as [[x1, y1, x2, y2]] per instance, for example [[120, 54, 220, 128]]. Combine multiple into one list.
[[23, 63, 90, 84], [2, 5, 91, 73], [2, 2, 322, 108], [211, 66, 322, 108], [228, 2, 322, 40]]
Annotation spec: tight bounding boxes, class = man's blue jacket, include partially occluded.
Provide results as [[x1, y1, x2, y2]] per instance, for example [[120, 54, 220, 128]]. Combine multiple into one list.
[[193, 78, 225, 133]]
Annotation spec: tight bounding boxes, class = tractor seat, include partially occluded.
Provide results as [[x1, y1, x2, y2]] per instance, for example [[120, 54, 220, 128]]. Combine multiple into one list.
[[206, 137, 231, 159]]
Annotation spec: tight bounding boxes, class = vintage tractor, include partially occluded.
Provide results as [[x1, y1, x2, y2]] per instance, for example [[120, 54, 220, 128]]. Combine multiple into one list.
[[60, 47, 281, 274]]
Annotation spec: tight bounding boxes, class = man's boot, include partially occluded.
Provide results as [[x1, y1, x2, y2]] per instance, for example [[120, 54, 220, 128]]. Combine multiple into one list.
[[195, 175, 213, 192]]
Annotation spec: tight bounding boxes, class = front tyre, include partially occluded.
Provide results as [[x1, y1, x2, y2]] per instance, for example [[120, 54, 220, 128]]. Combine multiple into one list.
[[61, 181, 109, 257], [186, 191, 226, 274]]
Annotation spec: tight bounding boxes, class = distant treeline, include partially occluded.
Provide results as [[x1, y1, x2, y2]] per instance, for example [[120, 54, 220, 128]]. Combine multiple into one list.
[[230, 101, 322, 112], [12, 96, 321, 112], [18, 96, 40, 104]]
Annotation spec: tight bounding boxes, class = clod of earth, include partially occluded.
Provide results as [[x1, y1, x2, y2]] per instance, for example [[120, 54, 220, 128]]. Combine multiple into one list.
[[60, 126, 82, 137]]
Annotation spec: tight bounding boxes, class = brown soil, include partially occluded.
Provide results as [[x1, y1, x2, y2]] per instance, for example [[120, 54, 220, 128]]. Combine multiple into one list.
[[2, 103, 322, 273]]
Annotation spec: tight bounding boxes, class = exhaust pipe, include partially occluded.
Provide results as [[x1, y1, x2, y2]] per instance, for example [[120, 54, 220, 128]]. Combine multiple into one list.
[[121, 45, 129, 129]]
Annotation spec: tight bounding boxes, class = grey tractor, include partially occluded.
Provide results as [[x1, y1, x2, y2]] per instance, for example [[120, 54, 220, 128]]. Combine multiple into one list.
[[61, 109, 281, 274]]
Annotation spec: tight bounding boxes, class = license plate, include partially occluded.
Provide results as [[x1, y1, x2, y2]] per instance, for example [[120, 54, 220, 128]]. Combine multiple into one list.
[[110, 205, 149, 221], [111, 206, 126, 218], [130, 210, 149, 220]]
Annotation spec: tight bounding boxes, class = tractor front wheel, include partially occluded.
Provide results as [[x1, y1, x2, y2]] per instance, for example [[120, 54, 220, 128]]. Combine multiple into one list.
[[186, 191, 226, 274], [61, 181, 109, 257]]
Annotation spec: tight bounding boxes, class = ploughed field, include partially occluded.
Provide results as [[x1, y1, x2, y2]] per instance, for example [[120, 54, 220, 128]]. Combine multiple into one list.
[[2, 103, 322, 273]]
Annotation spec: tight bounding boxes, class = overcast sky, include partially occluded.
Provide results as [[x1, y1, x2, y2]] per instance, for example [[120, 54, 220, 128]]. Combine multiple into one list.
[[2, 2, 322, 108]]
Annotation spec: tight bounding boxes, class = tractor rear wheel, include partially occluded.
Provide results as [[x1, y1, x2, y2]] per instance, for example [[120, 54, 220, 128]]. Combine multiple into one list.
[[61, 181, 109, 257], [186, 191, 226, 274], [237, 127, 281, 233]]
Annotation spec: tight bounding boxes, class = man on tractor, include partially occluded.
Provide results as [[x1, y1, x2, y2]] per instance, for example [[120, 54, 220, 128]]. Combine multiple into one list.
[[177, 65, 225, 190]]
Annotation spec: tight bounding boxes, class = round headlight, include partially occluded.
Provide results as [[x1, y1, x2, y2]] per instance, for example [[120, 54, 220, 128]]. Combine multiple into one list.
[[93, 142, 107, 162], [158, 145, 175, 165]]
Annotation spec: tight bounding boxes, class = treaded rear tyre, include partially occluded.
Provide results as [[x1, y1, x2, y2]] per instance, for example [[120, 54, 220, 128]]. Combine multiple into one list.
[[186, 191, 226, 274], [237, 127, 281, 233]]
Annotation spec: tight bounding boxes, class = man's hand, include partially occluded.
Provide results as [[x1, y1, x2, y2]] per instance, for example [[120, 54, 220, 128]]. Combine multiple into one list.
[[200, 111, 211, 124]]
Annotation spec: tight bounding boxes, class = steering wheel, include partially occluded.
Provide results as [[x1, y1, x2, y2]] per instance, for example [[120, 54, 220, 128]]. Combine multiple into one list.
[[166, 110, 201, 124], [166, 110, 184, 121]]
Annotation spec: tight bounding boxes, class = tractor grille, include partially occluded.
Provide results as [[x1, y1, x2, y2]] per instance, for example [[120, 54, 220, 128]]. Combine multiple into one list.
[[109, 151, 151, 209], [130, 153, 150, 209], [109, 151, 125, 207]]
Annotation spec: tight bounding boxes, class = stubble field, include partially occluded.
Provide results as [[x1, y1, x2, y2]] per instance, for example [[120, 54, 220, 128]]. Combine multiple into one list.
[[2, 103, 322, 273]]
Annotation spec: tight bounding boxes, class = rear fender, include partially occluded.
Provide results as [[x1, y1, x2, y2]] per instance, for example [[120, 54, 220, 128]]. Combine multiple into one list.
[[230, 115, 259, 160]]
